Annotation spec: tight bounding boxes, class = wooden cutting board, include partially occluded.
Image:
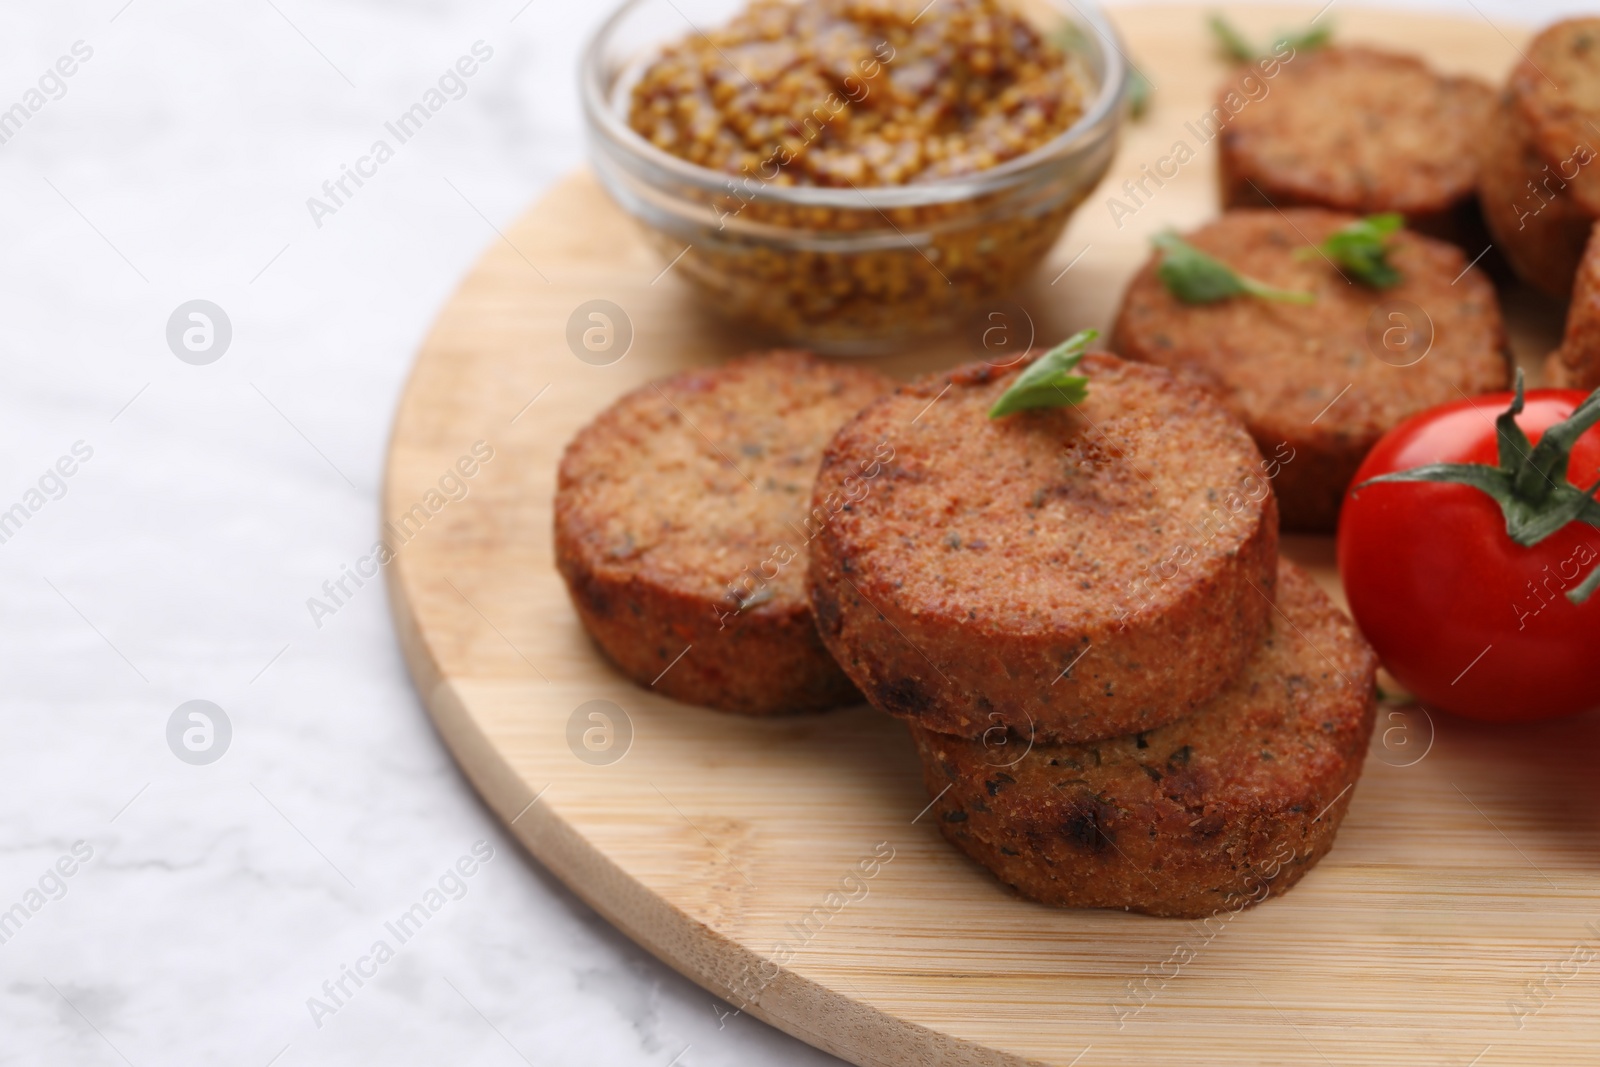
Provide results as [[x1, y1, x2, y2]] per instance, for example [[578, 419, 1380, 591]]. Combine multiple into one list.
[[383, 6, 1600, 1064]]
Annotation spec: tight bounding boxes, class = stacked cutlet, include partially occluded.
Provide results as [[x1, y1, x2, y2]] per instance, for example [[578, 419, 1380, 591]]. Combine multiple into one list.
[[807, 352, 1378, 918]]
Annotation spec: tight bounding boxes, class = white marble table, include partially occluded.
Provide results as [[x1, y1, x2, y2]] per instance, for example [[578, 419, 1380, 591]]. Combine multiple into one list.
[[0, 0, 1584, 1064]]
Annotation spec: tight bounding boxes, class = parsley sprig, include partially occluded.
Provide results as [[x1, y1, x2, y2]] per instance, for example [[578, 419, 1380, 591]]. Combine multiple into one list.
[[1208, 14, 1332, 64], [1299, 213, 1404, 288], [1126, 69, 1152, 120], [988, 330, 1097, 419], [1153, 231, 1314, 306]]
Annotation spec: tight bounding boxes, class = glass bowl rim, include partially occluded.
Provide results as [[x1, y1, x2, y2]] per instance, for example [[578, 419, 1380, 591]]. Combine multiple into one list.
[[579, 0, 1129, 210]]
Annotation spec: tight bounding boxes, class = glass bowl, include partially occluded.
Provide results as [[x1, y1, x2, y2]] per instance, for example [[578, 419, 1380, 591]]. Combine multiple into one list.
[[580, 0, 1127, 354]]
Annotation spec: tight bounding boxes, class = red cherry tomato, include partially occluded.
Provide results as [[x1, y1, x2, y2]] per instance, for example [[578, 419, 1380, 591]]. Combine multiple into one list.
[[1338, 389, 1600, 721]]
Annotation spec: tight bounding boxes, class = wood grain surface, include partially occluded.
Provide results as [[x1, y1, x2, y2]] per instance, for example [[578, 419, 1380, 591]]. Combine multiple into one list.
[[383, 6, 1599, 1064]]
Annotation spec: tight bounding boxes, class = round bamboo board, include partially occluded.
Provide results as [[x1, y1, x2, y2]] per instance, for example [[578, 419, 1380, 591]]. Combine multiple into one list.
[[383, 6, 1598, 1064]]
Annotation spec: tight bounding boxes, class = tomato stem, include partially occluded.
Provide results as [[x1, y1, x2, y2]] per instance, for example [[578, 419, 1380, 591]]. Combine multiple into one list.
[[1353, 371, 1600, 604]]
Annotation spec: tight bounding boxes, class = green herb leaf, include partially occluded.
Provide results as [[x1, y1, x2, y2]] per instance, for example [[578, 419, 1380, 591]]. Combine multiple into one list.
[[1153, 231, 1315, 306], [988, 330, 1097, 419], [1207, 15, 1257, 63], [1272, 24, 1333, 56], [1299, 213, 1403, 287], [1208, 13, 1332, 64], [1127, 68, 1152, 120]]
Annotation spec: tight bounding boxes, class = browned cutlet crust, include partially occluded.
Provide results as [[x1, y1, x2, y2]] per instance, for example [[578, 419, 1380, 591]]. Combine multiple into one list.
[[1479, 89, 1596, 299], [1111, 208, 1511, 532], [554, 351, 891, 715], [1510, 18, 1600, 218], [1547, 221, 1600, 390], [909, 561, 1378, 919], [807, 351, 1278, 743], [1218, 47, 1494, 242]]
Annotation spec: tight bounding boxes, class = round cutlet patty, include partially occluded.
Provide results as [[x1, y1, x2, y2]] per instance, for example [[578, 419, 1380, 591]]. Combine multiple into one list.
[[555, 351, 891, 715], [908, 561, 1378, 919], [1548, 222, 1600, 390], [1111, 209, 1511, 532], [1478, 90, 1595, 299], [1218, 47, 1494, 237], [807, 351, 1278, 744], [1510, 19, 1600, 219]]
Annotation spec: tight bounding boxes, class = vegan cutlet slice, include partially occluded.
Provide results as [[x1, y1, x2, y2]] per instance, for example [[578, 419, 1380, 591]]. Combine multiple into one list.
[[1547, 221, 1600, 391], [1111, 208, 1511, 532], [1478, 90, 1595, 298], [555, 350, 891, 715], [909, 560, 1378, 919], [1218, 46, 1494, 242], [1509, 18, 1600, 220], [808, 351, 1278, 744]]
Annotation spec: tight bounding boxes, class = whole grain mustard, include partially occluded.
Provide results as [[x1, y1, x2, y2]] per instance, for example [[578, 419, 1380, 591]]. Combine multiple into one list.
[[616, 0, 1103, 349], [629, 0, 1089, 186]]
